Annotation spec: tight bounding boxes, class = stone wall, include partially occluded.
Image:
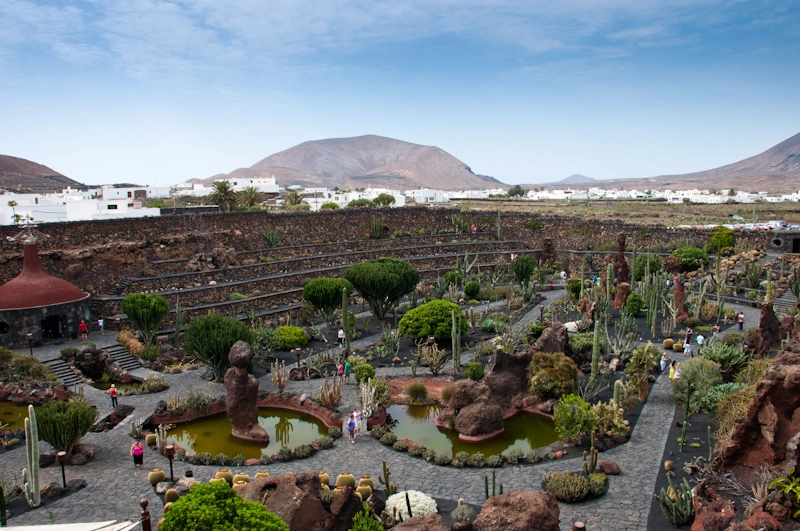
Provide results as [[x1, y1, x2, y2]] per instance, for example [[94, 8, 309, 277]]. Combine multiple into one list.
[[0, 297, 92, 349]]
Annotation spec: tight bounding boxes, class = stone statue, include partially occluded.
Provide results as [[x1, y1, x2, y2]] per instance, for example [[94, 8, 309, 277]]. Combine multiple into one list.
[[613, 232, 630, 285], [224, 341, 269, 442], [541, 238, 555, 263]]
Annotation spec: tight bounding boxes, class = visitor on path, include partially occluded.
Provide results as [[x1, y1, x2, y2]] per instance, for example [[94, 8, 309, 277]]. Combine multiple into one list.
[[673, 362, 682, 381], [669, 360, 677, 381], [683, 341, 693, 358], [660, 353, 670, 374], [560, 270, 567, 284], [712, 323, 720, 338], [98, 318, 104, 335], [108, 384, 118, 408], [696, 334, 705, 353], [354, 407, 362, 437], [344, 360, 352, 384], [338, 328, 346, 347], [347, 414, 356, 444], [738, 312, 745, 331], [336, 362, 344, 382], [471, 223, 477, 234], [79, 320, 88, 340], [130, 440, 144, 468], [685, 328, 693, 345]]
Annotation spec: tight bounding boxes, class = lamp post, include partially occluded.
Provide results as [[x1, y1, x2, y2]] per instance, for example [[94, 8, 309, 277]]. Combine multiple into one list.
[[539, 304, 545, 323], [56, 451, 68, 488], [26, 333, 33, 356], [164, 445, 175, 482]]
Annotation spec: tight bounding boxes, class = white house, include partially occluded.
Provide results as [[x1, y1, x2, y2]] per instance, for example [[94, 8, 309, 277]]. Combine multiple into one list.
[[216, 176, 279, 194], [406, 189, 449, 204], [101, 185, 171, 200]]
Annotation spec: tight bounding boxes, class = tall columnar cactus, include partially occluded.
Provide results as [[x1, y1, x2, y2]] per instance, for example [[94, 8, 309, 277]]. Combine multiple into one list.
[[582, 431, 599, 475], [496, 210, 502, 240], [23, 404, 40, 508], [606, 263, 614, 299], [271, 360, 288, 393], [360, 377, 377, 418], [379, 459, 397, 496], [590, 319, 600, 387], [342, 287, 351, 353], [484, 470, 503, 500], [451, 309, 461, 375], [766, 268, 773, 304], [369, 215, 383, 239]]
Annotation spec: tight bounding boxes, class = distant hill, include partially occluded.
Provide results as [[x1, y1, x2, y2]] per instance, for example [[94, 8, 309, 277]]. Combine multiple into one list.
[[197, 135, 505, 191], [0, 155, 84, 192], [528, 132, 800, 193], [559, 174, 595, 183]]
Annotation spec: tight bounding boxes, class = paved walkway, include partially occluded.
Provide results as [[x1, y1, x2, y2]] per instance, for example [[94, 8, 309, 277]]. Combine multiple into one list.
[[1, 294, 755, 530]]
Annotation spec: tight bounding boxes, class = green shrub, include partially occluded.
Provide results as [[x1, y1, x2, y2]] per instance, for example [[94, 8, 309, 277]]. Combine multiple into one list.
[[722, 332, 745, 346], [486, 454, 503, 467], [353, 363, 376, 384], [468, 452, 486, 467], [524, 218, 543, 231], [319, 202, 340, 210], [183, 314, 255, 380], [625, 292, 644, 316], [566, 278, 583, 300], [60, 346, 78, 359], [443, 271, 462, 287], [393, 440, 408, 451], [159, 481, 289, 531], [528, 352, 578, 399], [408, 381, 428, 403], [634, 253, 664, 281], [380, 432, 397, 446], [567, 333, 595, 355], [673, 357, 722, 412], [670, 246, 708, 272], [272, 326, 309, 351], [464, 281, 480, 299], [343, 258, 420, 320], [227, 292, 248, 301], [293, 444, 314, 458], [121, 293, 170, 346], [697, 382, 748, 413], [37, 397, 98, 454], [700, 342, 751, 372], [464, 362, 485, 382], [544, 470, 590, 503], [683, 317, 701, 328], [328, 426, 342, 439], [504, 448, 524, 464], [435, 453, 452, 466], [313, 436, 335, 449], [141, 345, 160, 362], [349, 506, 385, 531], [348, 198, 375, 208], [409, 444, 426, 456], [398, 300, 468, 339], [553, 394, 596, 443], [528, 323, 546, 342], [709, 226, 735, 251], [10, 354, 56, 381], [480, 318, 506, 334]]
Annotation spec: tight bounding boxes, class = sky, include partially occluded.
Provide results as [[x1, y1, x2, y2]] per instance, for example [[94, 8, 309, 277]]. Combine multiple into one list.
[[1, 1, 799, 187]]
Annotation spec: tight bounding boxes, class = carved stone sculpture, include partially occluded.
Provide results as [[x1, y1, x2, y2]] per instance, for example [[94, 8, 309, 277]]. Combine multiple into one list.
[[224, 341, 269, 442], [613, 232, 630, 285]]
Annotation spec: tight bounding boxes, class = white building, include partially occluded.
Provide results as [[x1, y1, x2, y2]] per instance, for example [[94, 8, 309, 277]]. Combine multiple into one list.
[[216, 176, 279, 194], [101, 185, 171, 200], [406, 189, 449, 204], [0, 197, 160, 225]]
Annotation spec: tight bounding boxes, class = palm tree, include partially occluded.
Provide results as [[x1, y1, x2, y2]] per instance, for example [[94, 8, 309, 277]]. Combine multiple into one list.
[[208, 180, 237, 212], [239, 186, 263, 208], [285, 190, 303, 206]]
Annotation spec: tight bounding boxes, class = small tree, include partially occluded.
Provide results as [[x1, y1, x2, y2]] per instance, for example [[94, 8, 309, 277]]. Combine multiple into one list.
[[208, 180, 237, 212], [553, 394, 596, 443], [183, 314, 255, 381], [343, 258, 420, 320], [302, 278, 353, 328], [511, 254, 537, 297], [36, 397, 98, 455], [238, 186, 263, 207], [348, 198, 375, 208], [398, 300, 468, 339], [320, 202, 340, 210], [709, 226, 734, 251], [507, 184, 527, 197], [121, 293, 170, 346], [373, 193, 396, 207]]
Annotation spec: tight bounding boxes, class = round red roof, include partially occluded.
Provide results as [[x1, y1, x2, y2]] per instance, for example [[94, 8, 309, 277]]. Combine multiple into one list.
[[0, 242, 89, 310]]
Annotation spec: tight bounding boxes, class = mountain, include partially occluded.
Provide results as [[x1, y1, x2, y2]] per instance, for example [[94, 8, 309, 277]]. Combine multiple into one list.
[[200, 135, 505, 191], [559, 174, 595, 183], [0, 155, 85, 192], [531, 132, 800, 193]]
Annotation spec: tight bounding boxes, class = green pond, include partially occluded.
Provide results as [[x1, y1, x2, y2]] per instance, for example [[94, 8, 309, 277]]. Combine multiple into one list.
[[386, 404, 558, 458], [164, 408, 328, 460], [0, 401, 36, 429]]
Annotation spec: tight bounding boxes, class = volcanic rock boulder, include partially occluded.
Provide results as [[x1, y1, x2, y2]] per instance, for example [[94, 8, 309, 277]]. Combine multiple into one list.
[[454, 402, 504, 437], [238, 472, 334, 531], [392, 513, 449, 531], [532, 320, 567, 355], [745, 302, 782, 357], [674, 279, 690, 324], [719, 344, 800, 466], [473, 491, 560, 531], [223, 341, 269, 442], [612, 282, 630, 310]]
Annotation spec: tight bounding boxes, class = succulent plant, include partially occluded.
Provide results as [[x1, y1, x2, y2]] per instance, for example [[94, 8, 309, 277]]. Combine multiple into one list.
[[588, 472, 607, 496], [543, 471, 590, 503]]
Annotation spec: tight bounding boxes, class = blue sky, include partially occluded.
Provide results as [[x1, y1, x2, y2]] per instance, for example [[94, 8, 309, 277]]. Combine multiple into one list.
[[1, 0, 798, 186]]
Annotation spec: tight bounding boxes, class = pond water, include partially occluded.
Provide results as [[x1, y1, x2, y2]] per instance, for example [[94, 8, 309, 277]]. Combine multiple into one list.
[[386, 404, 558, 458], [0, 401, 36, 429], [164, 408, 328, 460]]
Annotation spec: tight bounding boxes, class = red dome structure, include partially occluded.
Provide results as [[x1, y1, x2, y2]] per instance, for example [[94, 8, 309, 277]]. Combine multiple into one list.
[[0, 242, 88, 310]]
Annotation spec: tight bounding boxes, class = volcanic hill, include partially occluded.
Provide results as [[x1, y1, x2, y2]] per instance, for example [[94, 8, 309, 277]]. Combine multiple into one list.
[[0, 155, 84, 193], [200, 135, 505, 191]]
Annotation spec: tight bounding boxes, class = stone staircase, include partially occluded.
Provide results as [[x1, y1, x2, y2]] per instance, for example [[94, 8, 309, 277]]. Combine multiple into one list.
[[101, 343, 144, 372], [772, 291, 796, 314], [41, 357, 83, 387]]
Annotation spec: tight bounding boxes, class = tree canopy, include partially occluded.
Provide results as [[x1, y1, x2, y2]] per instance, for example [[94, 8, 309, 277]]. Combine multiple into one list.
[[343, 258, 420, 320], [373, 193, 396, 207], [302, 278, 353, 327], [238, 185, 263, 207], [183, 314, 255, 380], [121, 293, 170, 346], [398, 300, 467, 339], [348, 198, 375, 208], [208, 180, 237, 212], [508, 185, 528, 197]]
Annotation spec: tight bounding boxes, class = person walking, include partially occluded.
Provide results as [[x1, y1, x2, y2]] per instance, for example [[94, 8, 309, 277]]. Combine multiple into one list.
[[336, 361, 344, 383], [696, 333, 705, 354], [660, 352, 670, 374], [338, 328, 346, 348], [344, 360, 352, 384], [354, 407, 362, 437], [673, 362, 682, 381], [560, 270, 567, 284], [79, 320, 88, 340], [738, 312, 745, 331], [712, 323, 720, 339], [683, 340, 693, 358], [98, 318, 104, 335], [108, 384, 118, 408], [346, 413, 357, 444], [669, 360, 677, 381], [130, 440, 145, 468], [685, 327, 693, 346]]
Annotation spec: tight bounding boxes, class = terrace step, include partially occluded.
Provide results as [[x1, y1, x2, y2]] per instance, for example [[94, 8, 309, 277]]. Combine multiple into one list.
[[41, 358, 83, 387], [102, 344, 144, 371]]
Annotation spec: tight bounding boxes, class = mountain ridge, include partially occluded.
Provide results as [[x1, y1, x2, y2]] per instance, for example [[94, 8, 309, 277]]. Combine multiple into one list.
[[0, 155, 85, 192]]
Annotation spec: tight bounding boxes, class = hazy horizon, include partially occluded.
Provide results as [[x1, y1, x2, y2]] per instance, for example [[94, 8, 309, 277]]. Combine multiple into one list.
[[1, 1, 798, 186]]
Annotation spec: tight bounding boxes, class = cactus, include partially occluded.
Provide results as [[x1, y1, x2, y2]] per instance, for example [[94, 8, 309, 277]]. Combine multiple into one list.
[[496, 210, 502, 240], [370, 215, 383, 239], [23, 404, 40, 508], [360, 377, 377, 418], [588, 472, 607, 496], [590, 319, 600, 387], [582, 432, 599, 475], [342, 288, 351, 354], [708, 425, 713, 461], [451, 309, 461, 375], [271, 360, 288, 393], [654, 473, 694, 525], [484, 470, 503, 500], [468, 307, 476, 331], [766, 268, 773, 303], [451, 498, 476, 523], [543, 471, 590, 503], [319, 371, 342, 408], [613, 379, 624, 406], [606, 263, 613, 299], [679, 381, 691, 452], [164, 488, 180, 503], [379, 459, 398, 496], [156, 423, 169, 455]]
